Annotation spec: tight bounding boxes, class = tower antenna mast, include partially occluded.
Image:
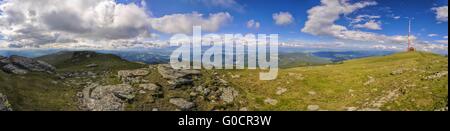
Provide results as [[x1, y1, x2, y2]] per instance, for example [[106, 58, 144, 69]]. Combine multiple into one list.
[[407, 18, 415, 51]]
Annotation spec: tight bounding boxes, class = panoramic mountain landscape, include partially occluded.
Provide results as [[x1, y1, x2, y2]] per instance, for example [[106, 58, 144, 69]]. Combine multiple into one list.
[[0, 0, 448, 112], [0, 50, 447, 111]]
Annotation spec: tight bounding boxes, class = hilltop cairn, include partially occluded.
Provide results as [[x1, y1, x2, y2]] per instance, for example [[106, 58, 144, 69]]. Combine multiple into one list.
[[0, 55, 56, 75]]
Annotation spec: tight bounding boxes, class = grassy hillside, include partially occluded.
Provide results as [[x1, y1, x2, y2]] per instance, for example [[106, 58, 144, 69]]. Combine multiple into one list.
[[217, 52, 448, 111], [36, 51, 145, 72], [0, 71, 79, 111]]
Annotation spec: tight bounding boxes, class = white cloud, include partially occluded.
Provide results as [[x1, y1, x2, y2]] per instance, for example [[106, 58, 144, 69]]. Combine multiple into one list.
[[0, 0, 232, 49], [417, 43, 448, 54], [371, 44, 401, 50], [352, 15, 381, 22], [246, 19, 260, 29], [273, 12, 294, 25], [393, 16, 401, 19], [433, 6, 448, 22], [150, 12, 232, 34], [302, 0, 412, 44], [0, 0, 153, 48], [428, 34, 439, 37], [444, 36, 448, 39], [435, 40, 448, 44], [354, 20, 382, 30]]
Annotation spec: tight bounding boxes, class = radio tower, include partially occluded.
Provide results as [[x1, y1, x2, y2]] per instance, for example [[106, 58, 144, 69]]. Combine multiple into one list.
[[407, 19, 415, 52]]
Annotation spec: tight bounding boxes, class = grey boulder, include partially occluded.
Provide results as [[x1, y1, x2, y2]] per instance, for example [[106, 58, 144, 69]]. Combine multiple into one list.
[[9, 55, 56, 73], [0, 93, 13, 111], [169, 98, 195, 110], [81, 84, 135, 111], [1, 64, 28, 75]]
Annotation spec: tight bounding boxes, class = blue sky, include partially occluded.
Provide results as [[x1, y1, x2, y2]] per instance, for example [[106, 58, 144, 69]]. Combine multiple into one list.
[[0, 0, 448, 53], [131, 0, 448, 43]]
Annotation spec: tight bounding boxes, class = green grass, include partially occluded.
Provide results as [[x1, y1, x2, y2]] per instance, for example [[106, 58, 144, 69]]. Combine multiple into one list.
[[0, 71, 78, 111], [216, 52, 448, 111]]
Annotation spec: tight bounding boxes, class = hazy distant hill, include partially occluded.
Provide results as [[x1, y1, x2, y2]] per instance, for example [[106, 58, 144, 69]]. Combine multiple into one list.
[[312, 51, 395, 62], [279, 52, 332, 68]]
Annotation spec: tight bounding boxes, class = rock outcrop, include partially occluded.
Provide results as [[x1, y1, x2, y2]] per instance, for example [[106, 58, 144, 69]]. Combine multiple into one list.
[[0, 55, 7, 65], [157, 64, 201, 80], [220, 87, 239, 104], [264, 98, 278, 105], [424, 71, 448, 80], [9, 55, 56, 73], [0, 93, 13, 111], [80, 84, 135, 111], [2, 64, 28, 75], [169, 98, 195, 110], [70, 51, 97, 62], [0, 55, 56, 75], [307, 105, 320, 111], [118, 69, 150, 84], [139, 83, 160, 91], [157, 64, 201, 89]]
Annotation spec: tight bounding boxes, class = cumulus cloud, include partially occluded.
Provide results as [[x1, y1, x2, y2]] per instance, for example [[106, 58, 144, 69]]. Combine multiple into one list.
[[354, 20, 382, 30], [150, 12, 232, 34], [0, 0, 232, 49], [246, 19, 260, 29], [0, 0, 153, 48], [433, 6, 448, 22], [302, 0, 412, 44], [273, 12, 294, 25]]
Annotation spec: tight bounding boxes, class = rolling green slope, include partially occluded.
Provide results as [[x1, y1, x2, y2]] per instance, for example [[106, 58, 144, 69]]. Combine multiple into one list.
[[219, 52, 448, 111]]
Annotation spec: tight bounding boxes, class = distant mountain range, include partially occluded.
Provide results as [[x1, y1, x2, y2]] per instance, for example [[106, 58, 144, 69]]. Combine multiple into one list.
[[312, 51, 395, 62], [0, 48, 397, 67]]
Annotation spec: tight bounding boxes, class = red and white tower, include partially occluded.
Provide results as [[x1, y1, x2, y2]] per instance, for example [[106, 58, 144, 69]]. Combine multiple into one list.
[[407, 19, 415, 52]]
